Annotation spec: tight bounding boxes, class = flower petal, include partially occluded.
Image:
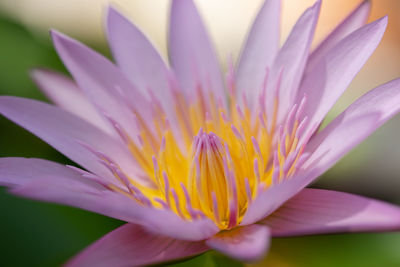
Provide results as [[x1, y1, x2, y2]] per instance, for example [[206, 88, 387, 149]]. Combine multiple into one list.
[[304, 78, 400, 179], [0, 96, 141, 183], [306, 0, 371, 73], [51, 30, 151, 141], [260, 188, 400, 237], [241, 173, 310, 226], [236, 0, 280, 105], [106, 6, 181, 142], [0, 157, 97, 188], [271, 0, 321, 120], [298, 16, 388, 139], [106, 7, 170, 102], [31, 68, 113, 135], [206, 224, 270, 262], [67, 223, 208, 267], [0, 157, 219, 241], [169, 0, 225, 105]]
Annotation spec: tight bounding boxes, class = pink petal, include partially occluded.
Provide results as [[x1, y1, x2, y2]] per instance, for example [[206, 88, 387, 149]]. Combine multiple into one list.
[[0, 157, 98, 188], [31, 68, 113, 135], [67, 223, 208, 267], [271, 0, 321, 120], [306, 0, 371, 72], [51, 30, 151, 141], [298, 16, 388, 139], [241, 173, 310, 226], [235, 0, 280, 105], [304, 78, 400, 179], [0, 157, 218, 241], [0, 96, 141, 184], [206, 224, 270, 262], [106, 6, 181, 141], [106, 7, 170, 102], [260, 188, 400, 237], [169, 0, 225, 105]]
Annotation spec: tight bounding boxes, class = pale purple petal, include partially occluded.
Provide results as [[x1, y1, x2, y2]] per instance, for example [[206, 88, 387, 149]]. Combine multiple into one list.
[[106, 6, 181, 140], [51, 30, 152, 141], [298, 16, 388, 139], [31, 68, 113, 135], [0, 157, 219, 241], [106, 7, 170, 102], [260, 188, 400, 237], [0, 96, 141, 184], [241, 173, 311, 226], [169, 0, 225, 105], [67, 223, 209, 267], [306, 0, 371, 72], [303, 78, 400, 179], [0, 157, 98, 188], [206, 224, 270, 262], [235, 0, 280, 105], [271, 0, 321, 121]]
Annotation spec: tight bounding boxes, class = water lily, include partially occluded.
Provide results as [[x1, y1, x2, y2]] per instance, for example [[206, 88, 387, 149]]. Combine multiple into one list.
[[1, 0, 400, 265]]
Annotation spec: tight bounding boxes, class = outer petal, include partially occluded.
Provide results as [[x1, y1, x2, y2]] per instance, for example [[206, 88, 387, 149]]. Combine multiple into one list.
[[106, 7, 181, 142], [106, 7, 169, 100], [241, 173, 311, 226], [271, 0, 321, 120], [51, 30, 151, 141], [306, 0, 371, 72], [304, 78, 400, 178], [298, 16, 388, 139], [0, 157, 98, 188], [0, 157, 219, 241], [31, 68, 113, 135], [206, 224, 270, 262], [67, 223, 208, 267], [260, 189, 400, 237], [0, 97, 140, 183], [169, 0, 225, 105], [236, 0, 280, 104]]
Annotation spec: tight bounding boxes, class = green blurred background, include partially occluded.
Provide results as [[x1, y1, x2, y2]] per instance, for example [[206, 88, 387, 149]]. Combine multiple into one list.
[[0, 0, 400, 266]]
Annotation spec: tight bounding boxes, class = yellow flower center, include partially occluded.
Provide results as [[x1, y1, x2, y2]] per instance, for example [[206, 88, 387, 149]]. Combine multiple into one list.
[[104, 75, 307, 230]]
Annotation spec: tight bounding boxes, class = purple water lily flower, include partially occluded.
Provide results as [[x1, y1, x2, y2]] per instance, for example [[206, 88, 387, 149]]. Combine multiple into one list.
[[1, 0, 400, 265]]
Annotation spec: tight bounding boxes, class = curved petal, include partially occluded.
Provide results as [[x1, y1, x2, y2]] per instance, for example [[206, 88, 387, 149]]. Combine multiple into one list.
[[206, 224, 270, 262], [270, 0, 321, 120], [31, 68, 113, 135], [0, 96, 142, 183], [235, 0, 280, 105], [169, 0, 225, 105], [0, 157, 219, 241], [304, 78, 400, 177], [298, 16, 388, 139], [106, 7, 170, 101], [0, 157, 98, 188], [106, 6, 181, 141], [67, 223, 208, 267], [241, 173, 311, 226], [51, 30, 152, 141], [306, 0, 371, 72], [260, 188, 400, 237]]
